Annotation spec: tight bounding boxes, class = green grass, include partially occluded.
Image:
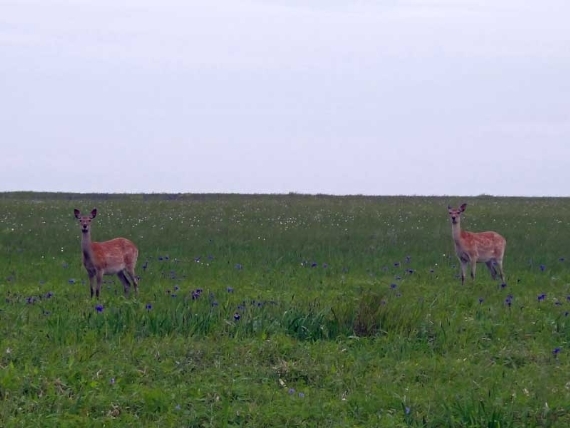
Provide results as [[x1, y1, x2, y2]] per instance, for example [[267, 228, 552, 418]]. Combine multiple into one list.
[[1, 193, 570, 426]]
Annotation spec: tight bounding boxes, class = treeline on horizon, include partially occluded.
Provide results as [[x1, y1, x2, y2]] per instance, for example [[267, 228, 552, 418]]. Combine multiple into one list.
[[0, 191, 565, 202]]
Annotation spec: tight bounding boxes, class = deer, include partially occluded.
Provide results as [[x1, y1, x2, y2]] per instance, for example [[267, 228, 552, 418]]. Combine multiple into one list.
[[74, 208, 139, 298], [447, 203, 506, 285]]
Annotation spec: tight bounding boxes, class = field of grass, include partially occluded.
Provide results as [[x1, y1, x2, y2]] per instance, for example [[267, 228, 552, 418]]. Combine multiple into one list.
[[1, 192, 570, 427]]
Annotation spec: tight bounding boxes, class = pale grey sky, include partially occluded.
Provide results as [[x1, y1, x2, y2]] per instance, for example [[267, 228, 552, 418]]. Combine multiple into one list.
[[1, 0, 569, 195]]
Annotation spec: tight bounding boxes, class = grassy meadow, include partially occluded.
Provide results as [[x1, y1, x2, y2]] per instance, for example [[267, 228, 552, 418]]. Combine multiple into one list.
[[1, 192, 570, 427]]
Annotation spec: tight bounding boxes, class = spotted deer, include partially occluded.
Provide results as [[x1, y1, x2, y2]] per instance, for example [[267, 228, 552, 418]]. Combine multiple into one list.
[[74, 208, 139, 298], [448, 203, 506, 285]]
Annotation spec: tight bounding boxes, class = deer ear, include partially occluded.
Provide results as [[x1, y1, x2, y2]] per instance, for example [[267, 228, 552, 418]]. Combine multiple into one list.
[[74, 209, 81, 219], [90, 208, 98, 219], [460, 203, 467, 212]]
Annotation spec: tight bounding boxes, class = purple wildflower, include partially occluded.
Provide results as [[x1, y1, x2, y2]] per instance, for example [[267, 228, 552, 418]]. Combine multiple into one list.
[[233, 312, 241, 321], [145, 303, 152, 310], [95, 304, 104, 313], [538, 294, 546, 302]]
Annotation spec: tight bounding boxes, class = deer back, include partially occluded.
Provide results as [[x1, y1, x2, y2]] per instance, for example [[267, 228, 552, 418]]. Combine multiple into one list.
[[88, 238, 138, 272], [460, 230, 506, 260]]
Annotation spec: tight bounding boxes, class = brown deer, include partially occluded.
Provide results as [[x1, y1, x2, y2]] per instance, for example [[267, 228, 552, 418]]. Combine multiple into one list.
[[74, 208, 139, 298], [448, 203, 506, 285]]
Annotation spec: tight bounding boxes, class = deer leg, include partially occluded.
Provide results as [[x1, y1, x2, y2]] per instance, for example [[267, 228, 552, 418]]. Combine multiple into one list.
[[125, 267, 138, 295], [485, 261, 497, 280], [117, 271, 131, 295], [88, 273, 96, 299], [470, 260, 477, 281], [496, 259, 505, 283], [460, 261, 467, 285], [95, 272, 103, 299]]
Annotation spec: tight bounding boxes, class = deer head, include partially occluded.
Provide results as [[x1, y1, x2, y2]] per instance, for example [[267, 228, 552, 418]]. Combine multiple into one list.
[[447, 203, 467, 225], [74, 208, 98, 234]]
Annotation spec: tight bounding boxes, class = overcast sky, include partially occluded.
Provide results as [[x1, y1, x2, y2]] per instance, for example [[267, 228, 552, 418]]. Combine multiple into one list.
[[1, 0, 569, 196]]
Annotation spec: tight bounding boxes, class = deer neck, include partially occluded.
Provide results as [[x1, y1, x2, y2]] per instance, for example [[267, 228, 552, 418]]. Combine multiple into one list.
[[81, 230, 94, 260], [451, 220, 463, 244]]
